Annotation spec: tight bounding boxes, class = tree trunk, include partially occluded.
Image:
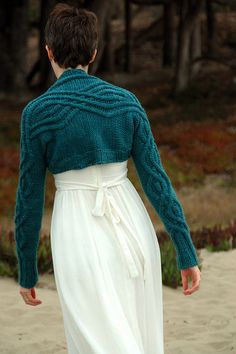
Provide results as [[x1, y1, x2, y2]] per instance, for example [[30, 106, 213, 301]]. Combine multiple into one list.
[[174, 0, 190, 93], [38, 0, 57, 88], [124, 0, 132, 72], [163, 1, 177, 67], [0, 0, 29, 96], [26, 0, 57, 90], [173, 0, 204, 94], [206, 0, 218, 55], [85, 0, 116, 75], [190, 12, 202, 78], [101, 19, 115, 73]]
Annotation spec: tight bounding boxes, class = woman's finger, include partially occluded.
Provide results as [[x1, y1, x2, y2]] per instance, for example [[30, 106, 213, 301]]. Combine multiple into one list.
[[27, 295, 42, 305], [31, 287, 37, 300], [181, 267, 201, 295], [19, 288, 42, 306], [184, 282, 200, 295], [184, 276, 201, 295], [181, 273, 189, 292]]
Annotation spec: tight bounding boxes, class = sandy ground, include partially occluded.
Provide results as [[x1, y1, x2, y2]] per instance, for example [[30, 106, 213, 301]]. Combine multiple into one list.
[[0, 248, 235, 354]]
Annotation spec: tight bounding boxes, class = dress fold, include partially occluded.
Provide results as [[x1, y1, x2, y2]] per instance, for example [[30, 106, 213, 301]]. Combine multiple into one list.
[[50, 160, 164, 354]]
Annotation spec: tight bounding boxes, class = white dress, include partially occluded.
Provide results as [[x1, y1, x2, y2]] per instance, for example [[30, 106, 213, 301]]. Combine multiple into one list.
[[50, 159, 164, 354]]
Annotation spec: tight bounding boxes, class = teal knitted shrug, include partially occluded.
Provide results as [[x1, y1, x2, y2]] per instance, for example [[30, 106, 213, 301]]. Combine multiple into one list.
[[14, 68, 199, 288]]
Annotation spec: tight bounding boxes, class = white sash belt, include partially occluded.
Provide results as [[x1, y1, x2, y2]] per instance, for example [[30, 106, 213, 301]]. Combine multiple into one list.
[[55, 168, 146, 281]]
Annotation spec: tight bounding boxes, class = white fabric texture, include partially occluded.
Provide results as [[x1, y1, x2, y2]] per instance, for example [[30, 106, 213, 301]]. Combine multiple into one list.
[[50, 160, 164, 354]]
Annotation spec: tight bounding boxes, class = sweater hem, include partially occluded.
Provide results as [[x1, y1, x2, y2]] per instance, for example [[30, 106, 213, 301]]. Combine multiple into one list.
[[48, 149, 131, 174]]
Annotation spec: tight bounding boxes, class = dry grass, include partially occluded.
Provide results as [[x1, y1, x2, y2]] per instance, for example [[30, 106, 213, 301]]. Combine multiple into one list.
[[13, 164, 234, 239], [128, 163, 236, 233]]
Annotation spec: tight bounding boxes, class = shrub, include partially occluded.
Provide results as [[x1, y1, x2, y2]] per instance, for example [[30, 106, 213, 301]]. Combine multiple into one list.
[[0, 228, 18, 278], [159, 239, 202, 288], [160, 240, 182, 288], [1, 218, 236, 288], [206, 240, 232, 252], [38, 234, 53, 274], [0, 226, 53, 282]]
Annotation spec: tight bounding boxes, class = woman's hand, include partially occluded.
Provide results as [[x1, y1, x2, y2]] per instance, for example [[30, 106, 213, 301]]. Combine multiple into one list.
[[19, 287, 42, 306], [181, 265, 201, 295]]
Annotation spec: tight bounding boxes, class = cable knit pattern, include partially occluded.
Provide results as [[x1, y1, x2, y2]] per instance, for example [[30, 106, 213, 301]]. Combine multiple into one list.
[[130, 100, 199, 270], [14, 68, 199, 289]]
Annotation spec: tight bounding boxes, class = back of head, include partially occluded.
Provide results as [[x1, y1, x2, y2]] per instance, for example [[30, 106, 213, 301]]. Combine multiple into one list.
[[44, 3, 99, 69]]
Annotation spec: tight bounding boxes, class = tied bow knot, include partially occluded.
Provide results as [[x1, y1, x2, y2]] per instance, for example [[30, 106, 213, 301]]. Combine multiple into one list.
[[91, 183, 121, 223]]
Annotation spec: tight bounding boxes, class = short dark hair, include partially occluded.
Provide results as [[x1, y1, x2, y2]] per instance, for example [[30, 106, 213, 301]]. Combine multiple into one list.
[[44, 3, 98, 68]]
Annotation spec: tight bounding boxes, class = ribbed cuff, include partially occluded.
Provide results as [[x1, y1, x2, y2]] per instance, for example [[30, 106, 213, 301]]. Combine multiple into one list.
[[173, 231, 200, 270], [17, 253, 38, 288], [176, 245, 200, 270]]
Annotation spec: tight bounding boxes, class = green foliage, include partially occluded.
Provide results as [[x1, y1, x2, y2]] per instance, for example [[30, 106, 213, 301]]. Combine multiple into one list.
[[0, 229, 17, 278], [0, 227, 54, 281], [159, 239, 202, 289], [28, 0, 40, 23], [0, 218, 235, 288], [38, 234, 53, 274], [206, 240, 232, 252], [0, 261, 18, 279], [191, 221, 236, 250], [160, 240, 182, 288]]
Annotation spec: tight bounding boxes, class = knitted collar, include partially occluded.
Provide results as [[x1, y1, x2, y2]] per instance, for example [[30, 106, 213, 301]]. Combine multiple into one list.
[[47, 67, 90, 92], [58, 68, 89, 80]]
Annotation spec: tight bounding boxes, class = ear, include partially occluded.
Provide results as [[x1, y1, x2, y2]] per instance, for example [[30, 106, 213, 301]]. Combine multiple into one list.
[[45, 44, 54, 61], [45, 44, 49, 56], [89, 48, 97, 64]]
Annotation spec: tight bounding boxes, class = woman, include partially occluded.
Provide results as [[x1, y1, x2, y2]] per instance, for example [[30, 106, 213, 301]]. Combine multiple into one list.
[[14, 3, 201, 353]]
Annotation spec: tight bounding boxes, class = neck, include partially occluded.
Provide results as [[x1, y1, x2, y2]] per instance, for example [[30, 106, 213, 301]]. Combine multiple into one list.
[[53, 63, 89, 79]]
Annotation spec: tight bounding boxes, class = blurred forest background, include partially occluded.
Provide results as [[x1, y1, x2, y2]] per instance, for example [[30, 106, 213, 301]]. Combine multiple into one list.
[[1, 0, 236, 284]]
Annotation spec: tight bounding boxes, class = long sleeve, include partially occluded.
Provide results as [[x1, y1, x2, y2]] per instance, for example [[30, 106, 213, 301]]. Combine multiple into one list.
[[14, 103, 47, 289], [130, 102, 199, 270]]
